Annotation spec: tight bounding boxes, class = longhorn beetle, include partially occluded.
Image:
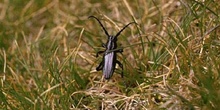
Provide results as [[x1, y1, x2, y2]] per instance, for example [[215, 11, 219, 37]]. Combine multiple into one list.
[[89, 16, 136, 79]]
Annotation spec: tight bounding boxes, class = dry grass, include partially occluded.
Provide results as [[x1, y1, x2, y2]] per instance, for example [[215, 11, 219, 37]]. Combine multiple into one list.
[[0, 0, 220, 109]]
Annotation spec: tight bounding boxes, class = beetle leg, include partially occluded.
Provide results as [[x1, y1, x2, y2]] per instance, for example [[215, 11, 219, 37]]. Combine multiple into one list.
[[96, 60, 104, 71], [116, 60, 123, 78], [96, 51, 105, 57], [115, 48, 123, 53], [118, 48, 123, 53], [102, 43, 106, 48]]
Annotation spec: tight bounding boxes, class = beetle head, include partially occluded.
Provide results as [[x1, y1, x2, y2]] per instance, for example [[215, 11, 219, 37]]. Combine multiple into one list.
[[106, 35, 117, 50]]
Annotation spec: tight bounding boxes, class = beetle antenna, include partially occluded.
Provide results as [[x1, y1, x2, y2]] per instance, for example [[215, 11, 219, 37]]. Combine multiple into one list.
[[114, 22, 136, 39], [88, 16, 110, 37]]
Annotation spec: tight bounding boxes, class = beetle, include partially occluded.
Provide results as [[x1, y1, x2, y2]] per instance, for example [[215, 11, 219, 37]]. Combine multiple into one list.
[[89, 16, 135, 79]]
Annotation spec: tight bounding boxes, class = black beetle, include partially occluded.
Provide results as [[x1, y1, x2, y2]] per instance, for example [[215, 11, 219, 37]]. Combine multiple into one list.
[[89, 16, 135, 79]]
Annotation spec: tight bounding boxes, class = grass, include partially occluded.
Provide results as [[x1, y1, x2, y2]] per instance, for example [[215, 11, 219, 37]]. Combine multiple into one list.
[[0, 0, 220, 109]]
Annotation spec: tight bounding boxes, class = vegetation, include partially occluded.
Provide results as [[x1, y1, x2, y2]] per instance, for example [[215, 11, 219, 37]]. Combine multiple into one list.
[[0, 0, 220, 109]]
